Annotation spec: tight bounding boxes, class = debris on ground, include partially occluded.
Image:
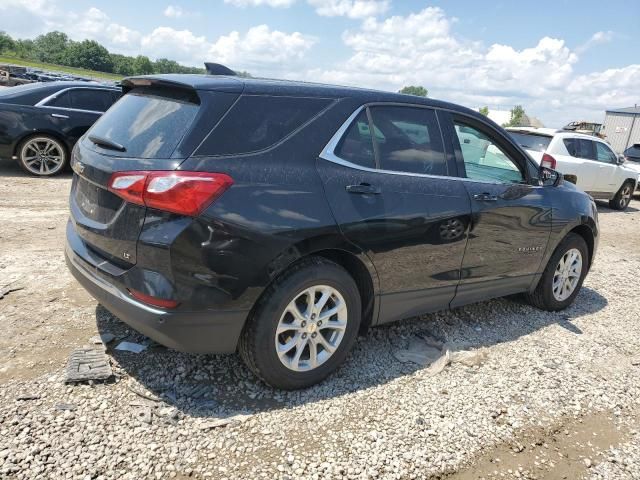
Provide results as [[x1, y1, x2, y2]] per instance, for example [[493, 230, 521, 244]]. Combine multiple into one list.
[[54, 403, 76, 411], [134, 406, 153, 424], [631, 355, 640, 366], [126, 378, 162, 402], [89, 333, 116, 346], [198, 413, 252, 430], [15, 394, 40, 401], [115, 341, 147, 353], [393, 335, 488, 374], [0, 285, 24, 300], [64, 347, 113, 383]]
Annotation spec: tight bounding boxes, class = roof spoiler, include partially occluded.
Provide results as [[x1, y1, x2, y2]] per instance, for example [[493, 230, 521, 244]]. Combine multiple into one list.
[[204, 63, 236, 76]]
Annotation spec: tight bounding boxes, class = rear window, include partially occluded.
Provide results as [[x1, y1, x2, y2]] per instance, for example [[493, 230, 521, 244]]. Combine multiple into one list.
[[86, 87, 199, 158], [196, 95, 332, 156], [509, 132, 552, 152]]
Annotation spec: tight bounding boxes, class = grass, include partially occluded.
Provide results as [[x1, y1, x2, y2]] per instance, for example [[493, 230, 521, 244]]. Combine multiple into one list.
[[0, 55, 123, 81]]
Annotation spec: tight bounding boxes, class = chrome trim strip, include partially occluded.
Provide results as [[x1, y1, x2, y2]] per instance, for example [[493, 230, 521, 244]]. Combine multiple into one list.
[[318, 103, 500, 184], [35, 86, 117, 112]]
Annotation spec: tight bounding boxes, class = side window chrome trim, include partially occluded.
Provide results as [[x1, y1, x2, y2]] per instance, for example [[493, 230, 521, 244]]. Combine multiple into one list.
[[35, 86, 117, 111], [319, 104, 464, 182]]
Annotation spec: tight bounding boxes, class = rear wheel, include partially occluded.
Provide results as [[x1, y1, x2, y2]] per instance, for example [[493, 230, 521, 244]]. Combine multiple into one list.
[[239, 257, 361, 389], [526, 233, 589, 311], [17, 135, 67, 177], [609, 181, 633, 210]]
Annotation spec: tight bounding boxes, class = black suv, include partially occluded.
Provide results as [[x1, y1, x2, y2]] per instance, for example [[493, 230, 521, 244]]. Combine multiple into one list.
[[66, 74, 599, 389]]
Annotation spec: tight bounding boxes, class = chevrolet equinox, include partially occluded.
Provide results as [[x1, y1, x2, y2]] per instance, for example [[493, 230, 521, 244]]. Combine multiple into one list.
[[66, 74, 599, 389]]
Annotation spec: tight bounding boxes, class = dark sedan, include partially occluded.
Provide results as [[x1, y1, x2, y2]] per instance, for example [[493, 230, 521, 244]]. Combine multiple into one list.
[[0, 81, 120, 176]]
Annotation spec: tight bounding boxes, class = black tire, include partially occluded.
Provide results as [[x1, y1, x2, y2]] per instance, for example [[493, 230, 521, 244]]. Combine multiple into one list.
[[526, 233, 589, 311], [239, 257, 361, 390], [16, 134, 68, 177], [609, 181, 634, 210]]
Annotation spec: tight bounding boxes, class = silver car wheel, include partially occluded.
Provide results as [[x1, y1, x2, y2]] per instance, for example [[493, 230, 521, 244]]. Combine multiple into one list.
[[552, 248, 582, 301], [275, 285, 348, 372], [619, 185, 632, 208], [20, 137, 66, 176]]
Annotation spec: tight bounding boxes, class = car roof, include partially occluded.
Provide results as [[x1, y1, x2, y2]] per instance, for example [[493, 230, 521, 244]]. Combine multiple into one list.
[[122, 73, 484, 119], [506, 127, 558, 137]]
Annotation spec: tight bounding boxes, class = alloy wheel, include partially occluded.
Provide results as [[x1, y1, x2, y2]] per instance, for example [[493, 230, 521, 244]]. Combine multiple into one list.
[[552, 248, 582, 301], [619, 185, 632, 209], [275, 285, 348, 372], [20, 137, 65, 176]]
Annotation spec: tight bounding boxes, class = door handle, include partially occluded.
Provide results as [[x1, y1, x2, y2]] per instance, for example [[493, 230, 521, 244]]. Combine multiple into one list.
[[51, 113, 69, 119], [473, 193, 498, 201], [346, 183, 381, 195]]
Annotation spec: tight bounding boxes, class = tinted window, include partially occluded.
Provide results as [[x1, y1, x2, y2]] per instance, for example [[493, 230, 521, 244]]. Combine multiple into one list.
[[335, 110, 375, 168], [454, 122, 523, 183], [86, 87, 199, 159], [369, 106, 447, 175], [48, 91, 71, 108], [509, 132, 552, 152], [563, 138, 595, 160], [199, 95, 332, 156], [624, 145, 640, 160], [68, 89, 116, 112], [595, 142, 617, 163]]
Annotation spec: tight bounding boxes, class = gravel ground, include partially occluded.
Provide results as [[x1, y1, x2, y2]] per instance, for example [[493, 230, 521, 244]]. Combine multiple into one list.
[[1, 161, 639, 480]]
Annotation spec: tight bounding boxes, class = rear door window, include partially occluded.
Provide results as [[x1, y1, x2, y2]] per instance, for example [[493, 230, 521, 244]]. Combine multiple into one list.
[[368, 106, 447, 176], [86, 87, 199, 158], [197, 95, 332, 156], [335, 110, 376, 169], [563, 138, 596, 160], [68, 89, 116, 112]]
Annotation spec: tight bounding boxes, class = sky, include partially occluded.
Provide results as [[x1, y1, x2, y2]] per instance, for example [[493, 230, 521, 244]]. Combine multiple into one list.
[[1, 0, 639, 127]]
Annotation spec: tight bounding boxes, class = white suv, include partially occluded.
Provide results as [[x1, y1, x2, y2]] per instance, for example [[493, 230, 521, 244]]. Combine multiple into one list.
[[506, 128, 639, 210]]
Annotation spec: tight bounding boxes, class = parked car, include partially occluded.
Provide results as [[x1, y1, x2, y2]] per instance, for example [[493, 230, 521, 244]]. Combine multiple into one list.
[[66, 74, 599, 389], [507, 127, 639, 210], [0, 81, 121, 176], [623, 144, 640, 192]]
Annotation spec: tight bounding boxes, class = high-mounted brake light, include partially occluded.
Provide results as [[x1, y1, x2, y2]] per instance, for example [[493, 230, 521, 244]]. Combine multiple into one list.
[[541, 153, 557, 170], [108, 171, 233, 216]]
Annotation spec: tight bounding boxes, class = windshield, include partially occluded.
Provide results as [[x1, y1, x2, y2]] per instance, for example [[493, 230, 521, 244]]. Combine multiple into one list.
[[508, 132, 552, 152], [86, 87, 199, 159]]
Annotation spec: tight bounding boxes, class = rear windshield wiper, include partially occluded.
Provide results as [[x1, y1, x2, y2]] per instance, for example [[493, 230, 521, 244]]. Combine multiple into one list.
[[88, 135, 126, 152]]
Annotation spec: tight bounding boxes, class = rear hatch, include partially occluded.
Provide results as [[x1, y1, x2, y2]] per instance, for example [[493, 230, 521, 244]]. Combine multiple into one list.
[[69, 78, 241, 268], [508, 130, 552, 164]]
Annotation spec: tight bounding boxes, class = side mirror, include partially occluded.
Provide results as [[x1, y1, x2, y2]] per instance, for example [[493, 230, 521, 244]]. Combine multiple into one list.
[[539, 166, 561, 187], [617, 155, 626, 165]]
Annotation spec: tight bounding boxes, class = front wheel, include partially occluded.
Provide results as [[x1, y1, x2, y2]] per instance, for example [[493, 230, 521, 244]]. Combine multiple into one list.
[[239, 257, 361, 390], [526, 233, 589, 311], [17, 135, 67, 177], [609, 181, 634, 210]]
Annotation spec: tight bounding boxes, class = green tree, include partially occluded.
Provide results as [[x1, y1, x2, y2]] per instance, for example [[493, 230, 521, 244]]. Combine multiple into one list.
[[110, 54, 135, 76], [503, 105, 527, 127], [153, 58, 182, 74], [398, 85, 428, 97], [479, 106, 489, 116], [0, 31, 15, 54], [33, 31, 70, 64], [13, 39, 35, 59], [133, 55, 154, 75], [65, 40, 113, 72]]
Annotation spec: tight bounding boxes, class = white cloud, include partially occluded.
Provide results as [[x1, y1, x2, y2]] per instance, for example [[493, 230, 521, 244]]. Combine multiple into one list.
[[308, 0, 389, 18], [303, 6, 636, 126], [163, 5, 184, 18], [223, 0, 296, 7], [141, 25, 315, 70], [575, 30, 614, 54]]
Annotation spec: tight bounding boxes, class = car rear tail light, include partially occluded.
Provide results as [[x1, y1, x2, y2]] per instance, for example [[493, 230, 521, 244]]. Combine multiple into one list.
[[541, 153, 557, 170], [128, 288, 179, 309], [108, 171, 233, 216]]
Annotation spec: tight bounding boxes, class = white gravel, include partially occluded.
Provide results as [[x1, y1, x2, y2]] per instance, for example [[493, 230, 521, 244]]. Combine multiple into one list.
[[1, 167, 639, 480]]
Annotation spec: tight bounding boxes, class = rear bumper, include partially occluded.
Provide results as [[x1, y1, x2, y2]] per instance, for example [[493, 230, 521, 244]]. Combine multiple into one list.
[[65, 241, 249, 354]]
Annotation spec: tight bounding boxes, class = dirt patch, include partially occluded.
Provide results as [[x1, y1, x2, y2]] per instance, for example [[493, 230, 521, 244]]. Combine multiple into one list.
[[447, 410, 638, 480]]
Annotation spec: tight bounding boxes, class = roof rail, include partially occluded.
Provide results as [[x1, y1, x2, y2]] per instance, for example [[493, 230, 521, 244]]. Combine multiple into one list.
[[204, 63, 237, 76]]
